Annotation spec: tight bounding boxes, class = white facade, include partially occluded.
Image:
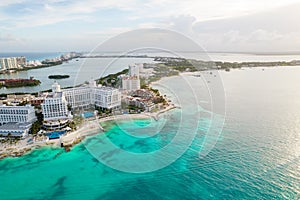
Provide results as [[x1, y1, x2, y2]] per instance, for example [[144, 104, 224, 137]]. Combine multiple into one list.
[[128, 64, 140, 78], [122, 64, 141, 91], [63, 87, 92, 109], [0, 57, 26, 70], [94, 87, 121, 109], [0, 105, 36, 125], [122, 78, 140, 91], [62, 81, 121, 110], [41, 92, 69, 121], [42, 81, 121, 124]]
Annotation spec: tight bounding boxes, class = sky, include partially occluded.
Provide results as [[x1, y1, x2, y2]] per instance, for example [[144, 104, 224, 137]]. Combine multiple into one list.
[[0, 0, 300, 52]]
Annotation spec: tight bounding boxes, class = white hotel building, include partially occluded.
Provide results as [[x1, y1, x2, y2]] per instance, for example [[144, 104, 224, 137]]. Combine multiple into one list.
[[0, 57, 26, 70], [122, 64, 141, 91], [62, 81, 121, 110], [93, 86, 121, 110], [0, 105, 37, 138], [41, 92, 69, 121], [41, 81, 121, 130], [62, 81, 95, 109], [41, 82, 70, 130], [0, 105, 36, 125]]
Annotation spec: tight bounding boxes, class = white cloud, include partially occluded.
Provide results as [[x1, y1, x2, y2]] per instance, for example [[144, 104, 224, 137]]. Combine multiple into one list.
[[159, 3, 300, 52], [0, 34, 17, 41], [1, 0, 300, 52], [0, 0, 28, 7], [3, 0, 299, 29], [247, 30, 283, 42]]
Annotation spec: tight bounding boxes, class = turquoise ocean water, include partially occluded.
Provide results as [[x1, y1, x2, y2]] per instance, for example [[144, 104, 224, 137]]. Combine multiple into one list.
[[0, 55, 299, 199]]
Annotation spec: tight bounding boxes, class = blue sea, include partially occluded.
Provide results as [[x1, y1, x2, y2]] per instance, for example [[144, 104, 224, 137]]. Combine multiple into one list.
[[0, 65, 299, 199], [0, 52, 63, 61]]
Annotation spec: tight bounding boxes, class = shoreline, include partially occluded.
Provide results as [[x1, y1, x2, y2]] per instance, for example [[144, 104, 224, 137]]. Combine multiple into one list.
[[0, 103, 177, 160], [0, 63, 292, 160], [0, 61, 299, 95], [1, 63, 299, 160]]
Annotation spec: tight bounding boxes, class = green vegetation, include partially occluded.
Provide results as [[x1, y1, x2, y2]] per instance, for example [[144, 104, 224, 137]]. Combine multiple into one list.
[[153, 96, 167, 104], [18, 101, 29, 106], [30, 121, 41, 135], [0, 79, 41, 88], [67, 104, 72, 111], [67, 121, 76, 131], [48, 75, 70, 79], [96, 107, 112, 117], [14, 61, 64, 73], [149, 87, 160, 96], [30, 112, 43, 135], [140, 77, 148, 89], [72, 116, 84, 127], [97, 68, 128, 87], [154, 56, 300, 72], [154, 57, 197, 72], [166, 61, 197, 72]]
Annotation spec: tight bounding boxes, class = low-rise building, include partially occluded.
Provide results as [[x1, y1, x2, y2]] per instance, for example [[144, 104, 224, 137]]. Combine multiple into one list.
[[30, 97, 45, 106], [123, 96, 156, 112], [0, 122, 32, 138], [5, 94, 34, 105]]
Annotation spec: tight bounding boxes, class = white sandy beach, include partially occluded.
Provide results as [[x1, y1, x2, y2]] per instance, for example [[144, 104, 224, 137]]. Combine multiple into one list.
[[0, 103, 177, 159]]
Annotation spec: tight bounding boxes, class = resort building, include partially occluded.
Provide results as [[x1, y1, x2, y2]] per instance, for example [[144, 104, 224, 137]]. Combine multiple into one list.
[[122, 77, 140, 91], [0, 104, 37, 138], [94, 86, 121, 110], [41, 82, 71, 130], [123, 96, 156, 112], [0, 122, 32, 138], [62, 81, 121, 110], [0, 105, 36, 125], [62, 81, 95, 109], [122, 64, 141, 91], [128, 64, 140, 77], [41, 81, 121, 130], [0, 57, 26, 70]]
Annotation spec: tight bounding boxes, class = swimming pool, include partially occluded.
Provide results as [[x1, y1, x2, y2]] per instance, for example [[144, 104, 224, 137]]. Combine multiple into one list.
[[46, 131, 66, 140], [82, 112, 94, 118]]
